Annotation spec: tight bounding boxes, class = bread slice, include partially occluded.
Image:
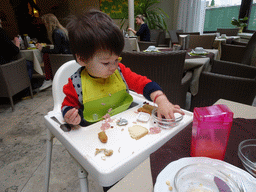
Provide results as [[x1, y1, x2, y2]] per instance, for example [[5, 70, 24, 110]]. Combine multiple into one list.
[[128, 125, 148, 140]]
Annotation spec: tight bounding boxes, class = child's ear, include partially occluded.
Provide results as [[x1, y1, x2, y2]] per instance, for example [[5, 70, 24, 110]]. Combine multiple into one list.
[[76, 54, 86, 66], [76, 54, 81, 62]]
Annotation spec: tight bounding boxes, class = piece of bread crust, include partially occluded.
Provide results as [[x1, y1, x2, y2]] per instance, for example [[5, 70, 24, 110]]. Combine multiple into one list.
[[137, 104, 156, 114], [128, 125, 148, 140]]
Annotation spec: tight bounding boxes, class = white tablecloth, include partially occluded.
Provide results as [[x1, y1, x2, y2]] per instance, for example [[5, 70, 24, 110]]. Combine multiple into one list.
[[215, 35, 240, 43], [213, 36, 240, 58], [19, 49, 43, 75], [127, 38, 140, 52], [185, 49, 219, 96]]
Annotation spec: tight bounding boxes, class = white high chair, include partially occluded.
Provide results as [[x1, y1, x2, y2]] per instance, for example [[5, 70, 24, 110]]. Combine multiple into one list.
[[44, 60, 193, 192], [44, 60, 89, 192]]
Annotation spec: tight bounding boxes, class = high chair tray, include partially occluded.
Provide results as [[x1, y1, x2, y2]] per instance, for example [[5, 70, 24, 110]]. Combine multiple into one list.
[[44, 91, 193, 186]]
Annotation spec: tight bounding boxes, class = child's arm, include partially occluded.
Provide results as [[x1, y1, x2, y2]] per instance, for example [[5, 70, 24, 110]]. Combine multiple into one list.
[[62, 78, 83, 125], [119, 63, 165, 101], [118, 63, 151, 95], [150, 90, 185, 120], [119, 63, 185, 119]]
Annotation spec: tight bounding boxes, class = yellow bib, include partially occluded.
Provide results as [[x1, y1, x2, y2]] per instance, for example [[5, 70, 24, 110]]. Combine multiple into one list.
[[81, 69, 133, 122]]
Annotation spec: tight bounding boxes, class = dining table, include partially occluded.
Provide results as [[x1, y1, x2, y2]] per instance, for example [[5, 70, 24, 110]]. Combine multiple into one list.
[[19, 45, 54, 76], [19, 48, 44, 75], [214, 35, 241, 43], [108, 99, 256, 192], [150, 98, 256, 191], [213, 35, 241, 58], [185, 49, 219, 96], [156, 47, 219, 96], [127, 36, 140, 52]]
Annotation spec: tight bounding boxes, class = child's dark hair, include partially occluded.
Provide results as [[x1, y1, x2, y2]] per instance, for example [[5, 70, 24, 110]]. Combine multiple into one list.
[[66, 9, 124, 62]]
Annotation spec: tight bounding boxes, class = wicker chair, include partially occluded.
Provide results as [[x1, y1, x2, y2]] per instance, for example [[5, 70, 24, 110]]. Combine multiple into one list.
[[150, 29, 162, 42], [157, 30, 169, 47], [176, 31, 199, 40], [190, 60, 256, 111], [0, 58, 33, 110], [120, 51, 193, 108], [176, 32, 200, 37], [188, 35, 216, 49], [217, 28, 240, 36], [138, 41, 157, 51], [220, 32, 256, 65], [49, 54, 74, 77], [169, 29, 183, 46]]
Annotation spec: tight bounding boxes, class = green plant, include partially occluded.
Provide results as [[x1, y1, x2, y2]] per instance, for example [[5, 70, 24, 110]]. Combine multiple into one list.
[[120, 0, 169, 30], [210, 0, 215, 6], [231, 17, 248, 28]]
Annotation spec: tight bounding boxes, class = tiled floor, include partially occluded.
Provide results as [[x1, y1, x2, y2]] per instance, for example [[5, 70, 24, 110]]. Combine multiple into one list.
[[0, 85, 153, 192], [0, 83, 255, 192], [0, 87, 104, 192]]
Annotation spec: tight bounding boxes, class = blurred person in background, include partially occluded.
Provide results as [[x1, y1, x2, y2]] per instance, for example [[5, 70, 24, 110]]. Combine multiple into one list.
[[0, 18, 34, 97], [36, 13, 71, 91], [128, 14, 150, 41], [0, 18, 21, 65]]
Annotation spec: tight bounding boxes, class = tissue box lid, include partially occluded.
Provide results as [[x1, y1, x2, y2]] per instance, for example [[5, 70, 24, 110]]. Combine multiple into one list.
[[194, 104, 233, 122]]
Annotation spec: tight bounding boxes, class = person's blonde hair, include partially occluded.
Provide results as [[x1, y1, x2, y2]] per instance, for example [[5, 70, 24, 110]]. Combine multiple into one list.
[[136, 14, 145, 21], [41, 13, 68, 44]]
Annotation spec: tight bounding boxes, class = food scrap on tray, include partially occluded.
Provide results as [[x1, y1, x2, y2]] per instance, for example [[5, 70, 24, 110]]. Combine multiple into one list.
[[128, 125, 148, 140], [148, 127, 161, 134], [98, 131, 108, 143], [116, 117, 128, 126], [95, 148, 113, 158], [137, 112, 150, 122], [100, 111, 113, 131], [137, 104, 156, 114]]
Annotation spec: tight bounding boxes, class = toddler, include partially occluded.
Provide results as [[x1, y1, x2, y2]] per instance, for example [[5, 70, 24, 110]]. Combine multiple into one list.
[[62, 9, 184, 126]]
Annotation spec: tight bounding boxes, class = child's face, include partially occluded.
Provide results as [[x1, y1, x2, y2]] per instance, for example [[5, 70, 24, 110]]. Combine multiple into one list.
[[78, 51, 119, 79]]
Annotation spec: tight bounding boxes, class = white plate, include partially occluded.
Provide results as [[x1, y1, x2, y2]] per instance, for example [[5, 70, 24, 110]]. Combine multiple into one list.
[[154, 157, 256, 192], [191, 49, 208, 54]]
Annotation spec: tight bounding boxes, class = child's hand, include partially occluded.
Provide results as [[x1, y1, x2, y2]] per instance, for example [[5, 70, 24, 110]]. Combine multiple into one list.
[[36, 43, 43, 51], [151, 91, 185, 120], [157, 97, 185, 120], [64, 108, 81, 125], [13, 37, 21, 48]]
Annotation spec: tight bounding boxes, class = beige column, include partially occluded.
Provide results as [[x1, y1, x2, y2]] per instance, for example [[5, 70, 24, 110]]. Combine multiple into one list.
[[128, 0, 134, 36]]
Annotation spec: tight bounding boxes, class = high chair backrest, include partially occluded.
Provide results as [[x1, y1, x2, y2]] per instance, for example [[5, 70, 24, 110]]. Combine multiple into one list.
[[52, 60, 80, 113]]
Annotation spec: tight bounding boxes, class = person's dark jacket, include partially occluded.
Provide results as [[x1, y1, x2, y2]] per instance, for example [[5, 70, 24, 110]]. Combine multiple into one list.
[[0, 28, 20, 64], [42, 28, 71, 54], [136, 23, 150, 42]]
